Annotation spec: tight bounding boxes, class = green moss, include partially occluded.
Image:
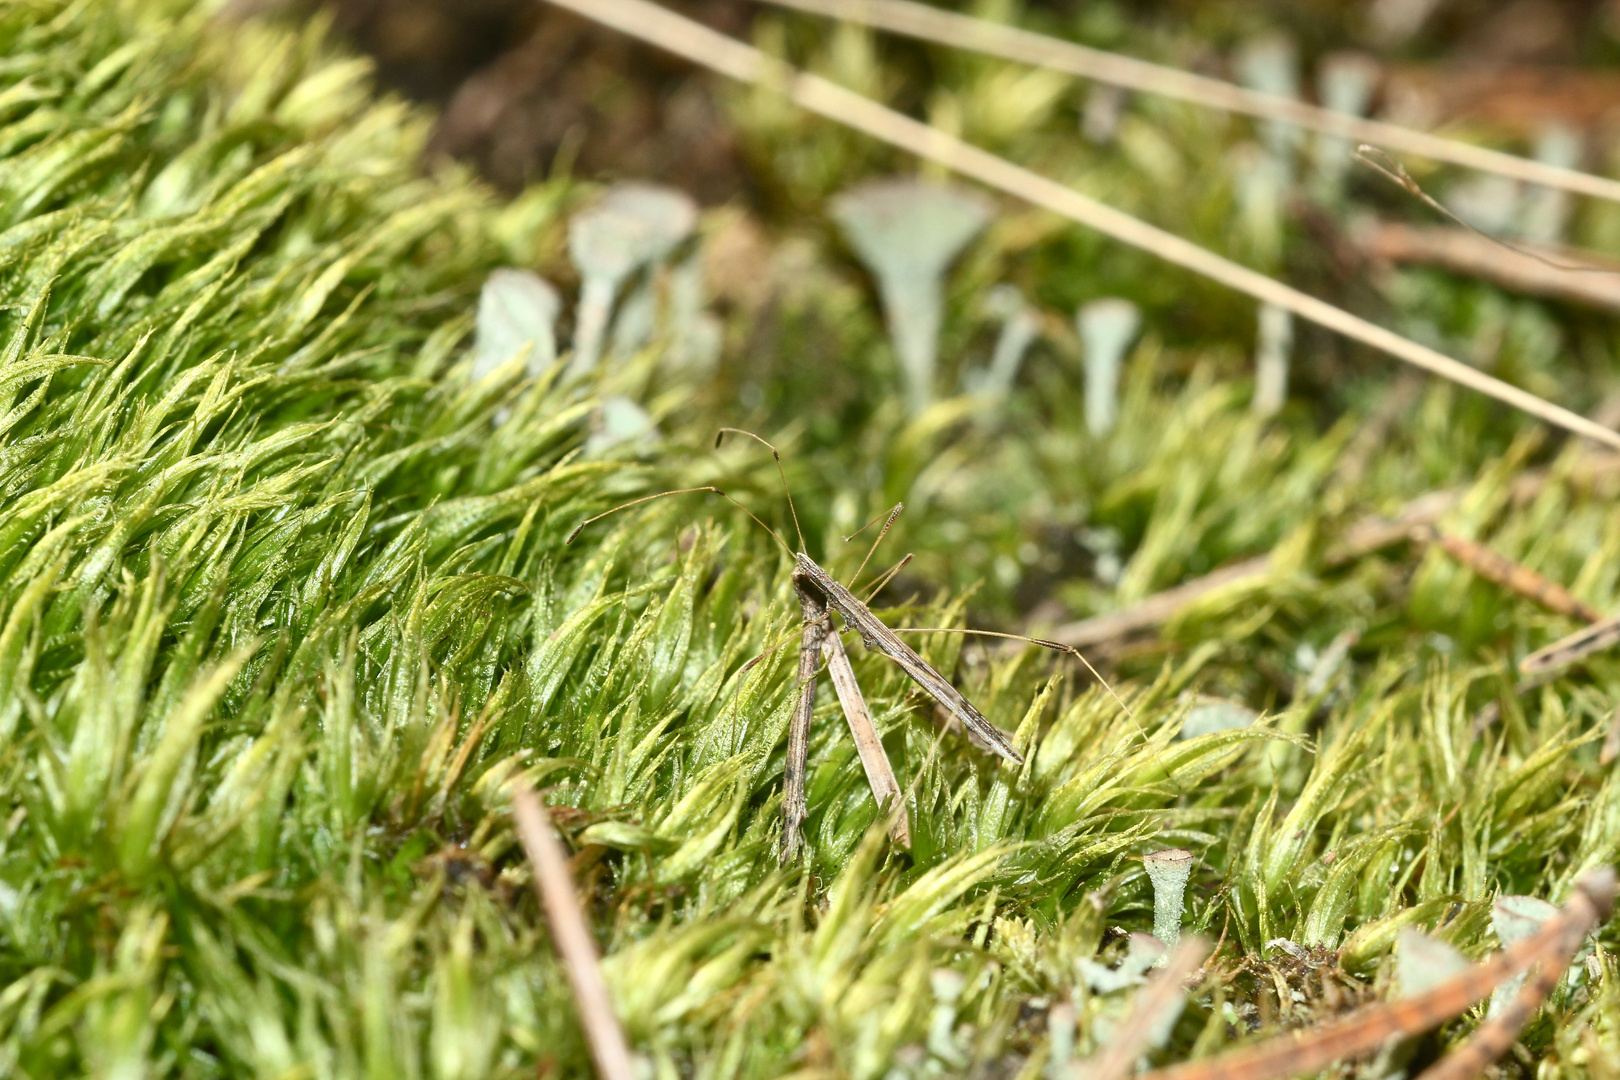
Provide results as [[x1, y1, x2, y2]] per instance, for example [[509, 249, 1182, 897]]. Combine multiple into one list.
[[3, 3, 1620, 1077]]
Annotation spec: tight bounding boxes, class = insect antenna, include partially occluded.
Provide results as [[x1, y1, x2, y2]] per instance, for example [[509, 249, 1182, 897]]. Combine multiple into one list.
[[716, 427, 806, 553], [1357, 146, 1620, 277], [566, 485, 792, 557], [890, 626, 1143, 735], [846, 502, 904, 591]]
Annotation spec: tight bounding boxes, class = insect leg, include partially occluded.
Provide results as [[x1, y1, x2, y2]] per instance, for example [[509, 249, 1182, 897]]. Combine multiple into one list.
[[823, 630, 911, 846], [782, 579, 828, 864]]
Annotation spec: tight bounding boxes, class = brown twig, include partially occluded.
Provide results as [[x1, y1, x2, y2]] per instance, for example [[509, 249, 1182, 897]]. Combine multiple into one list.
[[1413, 525, 1605, 624], [511, 783, 637, 1080], [536, 0, 1620, 452], [823, 631, 912, 846], [1360, 222, 1620, 313], [1519, 613, 1620, 677], [1046, 454, 1620, 650], [1412, 890, 1594, 1080], [752, 0, 1620, 206], [1137, 867, 1614, 1080], [1080, 936, 1212, 1080]]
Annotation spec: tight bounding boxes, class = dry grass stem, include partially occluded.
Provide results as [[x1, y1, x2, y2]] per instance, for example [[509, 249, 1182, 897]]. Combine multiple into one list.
[[511, 783, 638, 1080], [536, 0, 1620, 452], [753, 0, 1620, 206], [823, 631, 912, 846], [1138, 868, 1614, 1080], [1362, 222, 1620, 313], [1048, 455, 1620, 650], [1519, 613, 1620, 676], [1414, 526, 1604, 624], [1078, 936, 1211, 1080]]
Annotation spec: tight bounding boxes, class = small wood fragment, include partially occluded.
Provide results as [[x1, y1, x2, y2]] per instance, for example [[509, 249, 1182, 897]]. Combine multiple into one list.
[[823, 631, 911, 846], [1414, 885, 1599, 1080], [511, 783, 637, 1080], [1413, 525, 1604, 624], [1519, 613, 1620, 676], [1135, 868, 1614, 1080], [1080, 936, 1210, 1080], [1361, 221, 1620, 314]]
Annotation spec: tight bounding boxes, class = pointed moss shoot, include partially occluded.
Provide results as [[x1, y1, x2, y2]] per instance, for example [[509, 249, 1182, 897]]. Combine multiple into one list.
[[567, 182, 698, 378], [1142, 849, 1194, 947], [831, 178, 991, 413], [1077, 298, 1140, 435]]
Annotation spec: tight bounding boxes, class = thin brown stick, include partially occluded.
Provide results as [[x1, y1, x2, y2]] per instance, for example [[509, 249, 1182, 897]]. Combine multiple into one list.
[[1413, 905, 1589, 1080], [535, 0, 1620, 452], [1138, 867, 1614, 1080], [753, 0, 1620, 206], [1046, 454, 1620, 650], [1361, 222, 1620, 314], [1413, 525, 1605, 624], [783, 587, 829, 864], [1081, 936, 1211, 1080], [822, 631, 911, 846], [511, 783, 637, 1080], [1519, 612, 1620, 677]]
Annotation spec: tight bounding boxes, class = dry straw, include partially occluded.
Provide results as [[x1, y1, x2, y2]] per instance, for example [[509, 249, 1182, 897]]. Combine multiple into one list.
[[756, 0, 1620, 205], [511, 783, 637, 1080], [535, 0, 1620, 452]]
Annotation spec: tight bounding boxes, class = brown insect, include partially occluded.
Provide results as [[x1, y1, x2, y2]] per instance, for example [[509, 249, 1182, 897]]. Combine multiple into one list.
[[569, 429, 1117, 863]]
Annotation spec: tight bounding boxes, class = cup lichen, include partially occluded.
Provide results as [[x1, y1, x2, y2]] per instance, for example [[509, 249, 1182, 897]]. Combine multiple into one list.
[[831, 178, 991, 413], [1142, 848, 1195, 947]]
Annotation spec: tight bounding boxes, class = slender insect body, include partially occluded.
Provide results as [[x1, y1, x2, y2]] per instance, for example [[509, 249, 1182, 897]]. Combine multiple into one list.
[[571, 430, 1034, 865], [793, 552, 1024, 765]]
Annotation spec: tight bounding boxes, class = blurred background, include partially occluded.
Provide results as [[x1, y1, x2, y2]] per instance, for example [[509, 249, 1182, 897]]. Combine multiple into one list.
[[293, 0, 1620, 201], [221, 0, 1620, 701]]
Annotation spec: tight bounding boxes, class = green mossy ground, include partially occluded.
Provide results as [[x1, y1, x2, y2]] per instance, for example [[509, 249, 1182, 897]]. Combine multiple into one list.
[[5, 2, 1620, 1076]]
